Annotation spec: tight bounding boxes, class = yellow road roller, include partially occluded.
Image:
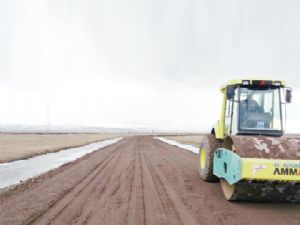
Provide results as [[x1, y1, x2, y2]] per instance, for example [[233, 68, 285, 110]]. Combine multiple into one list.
[[198, 79, 300, 201]]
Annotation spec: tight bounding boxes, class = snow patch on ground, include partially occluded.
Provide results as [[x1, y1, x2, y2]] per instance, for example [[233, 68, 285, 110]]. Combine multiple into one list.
[[154, 137, 199, 154], [0, 138, 123, 189]]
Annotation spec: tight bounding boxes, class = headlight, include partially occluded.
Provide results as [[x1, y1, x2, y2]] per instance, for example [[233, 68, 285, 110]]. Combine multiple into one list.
[[242, 80, 250, 85]]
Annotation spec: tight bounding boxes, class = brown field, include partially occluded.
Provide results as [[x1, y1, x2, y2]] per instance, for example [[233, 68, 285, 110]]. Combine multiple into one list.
[[0, 133, 124, 163]]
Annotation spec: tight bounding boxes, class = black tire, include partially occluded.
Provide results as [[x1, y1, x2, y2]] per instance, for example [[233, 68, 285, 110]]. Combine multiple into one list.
[[198, 134, 222, 182]]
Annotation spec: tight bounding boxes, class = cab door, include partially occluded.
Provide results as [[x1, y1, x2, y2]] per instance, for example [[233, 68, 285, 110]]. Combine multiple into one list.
[[225, 87, 238, 135]]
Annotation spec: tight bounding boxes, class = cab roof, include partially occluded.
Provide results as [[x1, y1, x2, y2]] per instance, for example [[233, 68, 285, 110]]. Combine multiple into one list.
[[220, 79, 286, 90]]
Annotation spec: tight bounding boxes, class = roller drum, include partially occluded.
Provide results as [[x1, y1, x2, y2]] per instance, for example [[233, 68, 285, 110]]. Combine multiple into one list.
[[221, 135, 300, 202]]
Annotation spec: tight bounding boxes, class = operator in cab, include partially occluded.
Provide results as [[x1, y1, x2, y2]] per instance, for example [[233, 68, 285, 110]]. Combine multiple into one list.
[[239, 95, 265, 129]]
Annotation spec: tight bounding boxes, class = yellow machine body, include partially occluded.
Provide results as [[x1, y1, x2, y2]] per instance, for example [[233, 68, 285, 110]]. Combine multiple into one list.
[[242, 158, 300, 182]]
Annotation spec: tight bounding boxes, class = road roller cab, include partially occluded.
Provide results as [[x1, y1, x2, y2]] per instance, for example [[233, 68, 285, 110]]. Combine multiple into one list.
[[198, 79, 300, 202], [214, 79, 292, 139]]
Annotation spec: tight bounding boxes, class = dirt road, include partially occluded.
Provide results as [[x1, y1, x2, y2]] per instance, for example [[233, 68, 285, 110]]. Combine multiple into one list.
[[1, 136, 300, 225]]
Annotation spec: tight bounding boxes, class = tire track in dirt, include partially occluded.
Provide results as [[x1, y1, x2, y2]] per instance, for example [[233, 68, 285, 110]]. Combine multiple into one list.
[[126, 139, 146, 225], [140, 147, 174, 225], [32, 139, 137, 225], [142, 149, 197, 225], [80, 142, 136, 225], [30, 144, 124, 224]]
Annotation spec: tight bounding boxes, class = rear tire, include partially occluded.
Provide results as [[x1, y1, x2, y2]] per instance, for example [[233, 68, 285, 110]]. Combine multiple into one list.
[[198, 134, 222, 182]]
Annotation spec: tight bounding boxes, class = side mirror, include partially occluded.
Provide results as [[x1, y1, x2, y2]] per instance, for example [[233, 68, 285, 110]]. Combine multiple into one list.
[[227, 86, 235, 100], [285, 88, 292, 103]]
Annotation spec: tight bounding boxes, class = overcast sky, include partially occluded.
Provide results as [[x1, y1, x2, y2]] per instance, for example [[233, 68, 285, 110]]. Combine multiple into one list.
[[0, 0, 299, 132]]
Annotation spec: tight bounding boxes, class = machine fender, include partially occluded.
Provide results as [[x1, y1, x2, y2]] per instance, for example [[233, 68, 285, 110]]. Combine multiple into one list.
[[214, 148, 300, 184], [213, 148, 242, 185]]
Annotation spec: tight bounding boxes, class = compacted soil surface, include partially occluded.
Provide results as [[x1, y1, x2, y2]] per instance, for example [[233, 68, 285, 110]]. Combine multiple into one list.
[[1, 136, 300, 225]]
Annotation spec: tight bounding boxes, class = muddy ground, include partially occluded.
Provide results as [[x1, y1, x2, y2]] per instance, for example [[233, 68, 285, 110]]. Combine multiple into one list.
[[1, 136, 300, 225]]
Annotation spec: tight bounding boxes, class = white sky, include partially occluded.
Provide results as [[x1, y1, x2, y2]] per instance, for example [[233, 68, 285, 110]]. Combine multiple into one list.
[[0, 0, 299, 132]]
